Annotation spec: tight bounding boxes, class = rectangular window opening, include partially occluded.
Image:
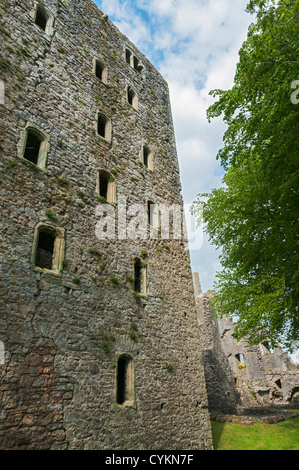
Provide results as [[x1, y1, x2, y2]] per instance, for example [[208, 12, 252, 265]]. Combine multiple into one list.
[[95, 61, 104, 81], [117, 355, 133, 406], [24, 132, 41, 165], [35, 8, 48, 31], [99, 171, 109, 199], [143, 147, 149, 167], [98, 116, 106, 138], [126, 49, 132, 64], [36, 231, 55, 270], [134, 257, 142, 293]]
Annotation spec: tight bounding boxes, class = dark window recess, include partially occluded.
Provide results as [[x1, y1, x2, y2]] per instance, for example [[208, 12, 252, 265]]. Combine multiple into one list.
[[95, 61, 103, 80], [98, 115, 106, 138], [99, 171, 110, 199], [134, 257, 142, 293], [126, 49, 131, 64], [275, 379, 282, 389], [128, 89, 134, 106], [36, 231, 55, 270], [35, 8, 48, 31], [143, 147, 150, 167], [117, 356, 132, 405], [24, 132, 41, 165], [133, 56, 139, 70]]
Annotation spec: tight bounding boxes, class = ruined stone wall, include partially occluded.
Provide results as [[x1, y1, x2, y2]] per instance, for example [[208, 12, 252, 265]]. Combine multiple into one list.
[[194, 274, 299, 414], [0, 0, 213, 450]]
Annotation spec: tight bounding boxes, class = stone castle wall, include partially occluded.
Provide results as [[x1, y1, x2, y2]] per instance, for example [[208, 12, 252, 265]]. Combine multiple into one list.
[[0, 0, 212, 450], [193, 274, 299, 414]]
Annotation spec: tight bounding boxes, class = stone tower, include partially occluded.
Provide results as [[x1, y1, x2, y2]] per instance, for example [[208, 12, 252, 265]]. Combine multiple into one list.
[[0, 0, 212, 450]]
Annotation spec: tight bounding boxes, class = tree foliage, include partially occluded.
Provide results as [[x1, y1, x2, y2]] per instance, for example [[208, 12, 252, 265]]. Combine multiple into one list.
[[192, 0, 299, 351]]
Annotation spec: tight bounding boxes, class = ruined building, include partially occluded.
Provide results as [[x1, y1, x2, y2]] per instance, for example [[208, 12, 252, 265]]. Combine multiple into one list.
[[194, 274, 299, 415], [0, 0, 213, 450]]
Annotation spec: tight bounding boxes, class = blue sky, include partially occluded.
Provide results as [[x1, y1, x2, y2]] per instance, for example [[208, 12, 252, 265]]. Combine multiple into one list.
[[93, 0, 253, 292]]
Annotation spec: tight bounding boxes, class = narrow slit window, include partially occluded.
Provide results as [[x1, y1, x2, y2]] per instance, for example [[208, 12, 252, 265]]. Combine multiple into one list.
[[133, 56, 139, 70], [128, 88, 134, 106], [134, 257, 142, 293], [117, 355, 134, 406], [147, 201, 154, 226], [0, 341, 5, 366], [98, 115, 107, 138], [35, 230, 55, 270], [35, 7, 48, 31], [147, 201, 160, 239], [24, 131, 42, 165], [134, 257, 147, 296], [95, 61, 104, 80], [126, 49, 132, 65], [143, 147, 150, 168], [141, 145, 154, 171]]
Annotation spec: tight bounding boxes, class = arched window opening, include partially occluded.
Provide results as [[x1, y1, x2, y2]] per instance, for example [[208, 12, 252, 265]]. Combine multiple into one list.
[[32, 223, 65, 276], [30, 3, 54, 36], [96, 61, 104, 80], [94, 59, 108, 84], [35, 7, 48, 31], [127, 87, 138, 110], [18, 124, 50, 170], [117, 355, 134, 406], [140, 145, 154, 171], [35, 229, 55, 270], [97, 170, 116, 204], [98, 114, 107, 138], [97, 114, 111, 141]]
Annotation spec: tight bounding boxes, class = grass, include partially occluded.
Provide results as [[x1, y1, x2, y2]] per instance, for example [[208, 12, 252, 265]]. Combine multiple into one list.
[[211, 416, 299, 450]]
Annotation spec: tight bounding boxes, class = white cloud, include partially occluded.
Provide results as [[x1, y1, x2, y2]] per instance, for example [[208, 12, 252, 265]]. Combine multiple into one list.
[[94, 0, 252, 290]]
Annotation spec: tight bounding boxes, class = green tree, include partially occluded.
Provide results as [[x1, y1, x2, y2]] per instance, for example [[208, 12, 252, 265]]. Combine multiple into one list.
[[192, 0, 299, 351]]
